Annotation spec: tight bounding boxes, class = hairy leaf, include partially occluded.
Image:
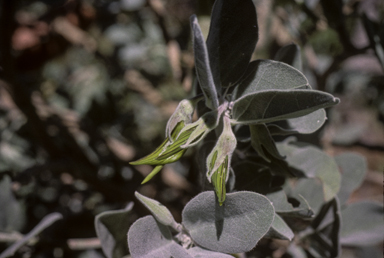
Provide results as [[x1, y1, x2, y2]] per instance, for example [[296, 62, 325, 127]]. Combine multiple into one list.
[[128, 215, 192, 258], [182, 191, 274, 253], [135, 192, 179, 230], [274, 43, 302, 71], [265, 213, 294, 241], [287, 109, 327, 134], [340, 201, 384, 246], [190, 15, 219, 109], [232, 89, 339, 125], [0, 176, 24, 232], [233, 60, 310, 100], [95, 203, 134, 258], [277, 142, 341, 202], [335, 153, 367, 205], [207, 0, 258, 89], [267, 190, 313, 218], [187, 247, 234, 258], [250, 123, 284, 162]]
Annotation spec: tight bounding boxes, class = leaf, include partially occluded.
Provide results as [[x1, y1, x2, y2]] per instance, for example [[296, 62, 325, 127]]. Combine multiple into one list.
[[286, 109, 327, 134], [135, 192, 179, 230], [250, 123, 284, 162], [0, 176, 24, 232], [233, 59, 310, 100], [232, 89, 339, 125], [206, 0, 258, 89], [0, 212, 63, 258], [94, 203, 134, 258], [128, 215, 192, 258], [265, 213, 294, 240], [335, 153, 366, 205], [362, 14, 384, 68], [190, 15, 219, 109], [187, 247, 234, 258], [277, 142, 341, 202], [182, 191, 274, 253], [340, 201, 384, 246], [274, 43, 302, 71], [232, 161, 272, 194], [288, 178, 326, 216], [266, 190, 314, 218], [306, 198, 341, 258], [286, 243, 307, 258]]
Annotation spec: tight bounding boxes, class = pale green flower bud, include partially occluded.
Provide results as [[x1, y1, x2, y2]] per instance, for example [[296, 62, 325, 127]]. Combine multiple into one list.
[[206, 116, 237, 205], [179, 109, 220, 148], [166, 96, 202, 142]]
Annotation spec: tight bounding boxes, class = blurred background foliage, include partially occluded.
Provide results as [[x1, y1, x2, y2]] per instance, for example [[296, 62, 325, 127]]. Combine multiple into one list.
[[0, 0, 383, 257]]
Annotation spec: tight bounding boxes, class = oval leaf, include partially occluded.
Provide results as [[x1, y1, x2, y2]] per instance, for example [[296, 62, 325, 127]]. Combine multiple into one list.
[[340, 201, 384, 246], [232, 89, 339, 125], [274, 43, 302, 71], [95, 203, 134, 258], [182, 191, 274, 253], [190, 15, 218, 109], [187, 247, 234, 258], [206, 0, 258, 88], [264, 213, 294, 241], [233, 59, 310, 100], [135, 192, 178, 230], [335, 153, 367, 205], [128, 215, 191, 258], [277, 141, 341, 202], [286, 109, 327, 134]]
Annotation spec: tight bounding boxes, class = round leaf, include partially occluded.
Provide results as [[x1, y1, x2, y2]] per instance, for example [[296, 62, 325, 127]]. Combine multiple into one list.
[[182, 191, 274, 253], [128, 215, 192, 258], [340, 201, 384, 246]]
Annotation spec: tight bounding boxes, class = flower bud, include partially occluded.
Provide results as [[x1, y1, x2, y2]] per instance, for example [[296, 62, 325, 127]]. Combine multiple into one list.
[[129, 121, 192, 166], [206, 116, 237, 205], [165, 97, 201, 142], [179, 110, 220, 148]]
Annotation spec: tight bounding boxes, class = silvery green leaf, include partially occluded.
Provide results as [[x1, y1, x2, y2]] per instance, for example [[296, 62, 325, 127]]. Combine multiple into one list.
[[334, 153, 366, 205], [135, 192, 179, 231], [232, 161, 272, 194], [232, 89, 339, 125], [288, 178, 326, 216], [286, 244, 307, 258], [95, 203, 134, 258], [286, 109, 327, 134], [128, 215, 192, 258], [233, 59, 310, 101], [266, 190, 313, 218], [306, 198, 341, 258], [264, 213, 294, 240], [187, 247, 233, 258], [250, 123, 284, 162], [190, 15, 219, 109], [274, 43, 302, 71], [182, 191, 274, 253], [0, 176, 24, 232], [277, 141, 341, 201], [206, 0, 258, 89], [340, 201, 384, 246]]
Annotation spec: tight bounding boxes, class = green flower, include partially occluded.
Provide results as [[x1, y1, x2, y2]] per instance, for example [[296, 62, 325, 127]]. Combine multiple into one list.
[[206, 116, 237, 205]]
